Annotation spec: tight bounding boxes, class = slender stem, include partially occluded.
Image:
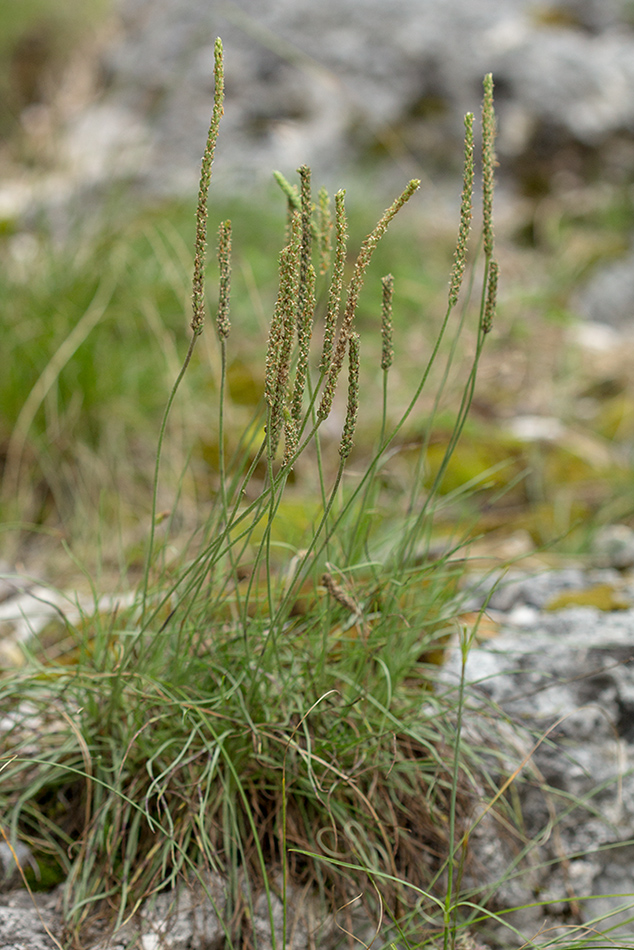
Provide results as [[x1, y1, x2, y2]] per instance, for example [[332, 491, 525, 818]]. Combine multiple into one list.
[[443, 629, 469, 950], [141, 333, 197, 620]]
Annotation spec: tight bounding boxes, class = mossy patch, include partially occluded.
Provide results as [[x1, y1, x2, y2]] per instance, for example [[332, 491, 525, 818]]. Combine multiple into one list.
[[546, 583, 631, 612]]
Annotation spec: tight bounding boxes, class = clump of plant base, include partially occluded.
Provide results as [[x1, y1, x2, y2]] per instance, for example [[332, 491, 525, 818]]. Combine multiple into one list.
[[0, 42, 505, 949]]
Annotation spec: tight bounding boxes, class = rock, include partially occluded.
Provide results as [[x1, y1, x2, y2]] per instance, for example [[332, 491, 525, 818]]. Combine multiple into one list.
[[135, 873, 344, 950], [0, 872, 346, 950], [0, 562, 35, 604], [0, 889, 62, 950], [9, 0, 634, 221], [97, 0, 634, 191], [594, 523, 634, 569], [137, 873, 226, 950], [463, 567, 588, 611], [7, 567, 634, 946], [576, 249, 634, 330], [0, 843, 38, 892], [443, 597, 634, 944]]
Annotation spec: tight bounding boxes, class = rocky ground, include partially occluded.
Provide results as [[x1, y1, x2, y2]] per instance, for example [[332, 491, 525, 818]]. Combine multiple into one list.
[[31, 0, 634, 197], [4, 529, 634, 948], [5, 0, 634, 328], [450, 529, 634, 945], [4, 0, 634, 947]]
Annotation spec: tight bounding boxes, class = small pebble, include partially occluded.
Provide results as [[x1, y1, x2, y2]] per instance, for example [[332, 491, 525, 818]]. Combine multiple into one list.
[[507, 604, 540, 628], [594, 524, 634, 570], [0, 842, 37, 890]]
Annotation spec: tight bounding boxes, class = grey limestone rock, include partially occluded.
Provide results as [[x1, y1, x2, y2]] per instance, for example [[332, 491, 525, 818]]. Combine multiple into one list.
[[0, 890, 61, 950], [137, 873, 226, 950], [49, 0, 634, 199], [576, 249, 634, 329], [464, 566, 592, 612], [594, 523, 634, 569], [443, 597, 634, 943]]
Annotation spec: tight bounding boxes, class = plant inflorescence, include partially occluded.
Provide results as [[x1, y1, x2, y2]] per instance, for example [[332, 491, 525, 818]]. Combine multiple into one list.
[[0, 44, 516, 950]]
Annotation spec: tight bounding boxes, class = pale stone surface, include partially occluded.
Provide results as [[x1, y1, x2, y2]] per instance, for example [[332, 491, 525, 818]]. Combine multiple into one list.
[[6, 562, 634, 946], [32, 0, 634, 198], [444, 566, 634, 945]]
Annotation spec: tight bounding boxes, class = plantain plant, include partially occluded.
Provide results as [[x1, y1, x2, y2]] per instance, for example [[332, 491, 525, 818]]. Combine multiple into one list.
[[0, 38, 512, 950]]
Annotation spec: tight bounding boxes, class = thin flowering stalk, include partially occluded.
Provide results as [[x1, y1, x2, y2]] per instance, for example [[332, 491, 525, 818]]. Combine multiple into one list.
[[482, 73, 496, 261], [400, 190, 498, 568], [482, 258, 498, 334], [192, 37, 225, 335], [264, 215, 302, 418], [215, 220, 232, 505], [353, 88, 497, 570], [267, 216, 301, 461], [480, 73, 498, 337], [273, 170, 301, 211], [380, 274, 394, 372], [273, 170, 300, 242], [448, 113, 474, 308], [142, 37, 224, 621], [288, 167, 315, 425], [316, 186, 333, 276], [321, 571, 362, 619], [214, 218, 239, 608], [339, 274, 393, 557], [142, 83, 494, 642], [402, 171, 492, 546], [262, 173, 310, 622], [267, 85, 500, 630], [318, 179, 420, 420], [291, 262, 316, 425], [271, 335, 359, 632], [380, 273, 394, 445], [297, 165, 313, 322], [320, 189, 347, 375], [339, 332, 360, 461], [216, 220, 232, 340], [283, 410, 299, 467], [264, 300, 284, 412], [269, 266, 297, 458]]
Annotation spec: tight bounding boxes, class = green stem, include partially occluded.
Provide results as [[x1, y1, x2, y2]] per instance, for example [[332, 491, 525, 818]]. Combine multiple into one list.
[[141, 333, 198, 622]]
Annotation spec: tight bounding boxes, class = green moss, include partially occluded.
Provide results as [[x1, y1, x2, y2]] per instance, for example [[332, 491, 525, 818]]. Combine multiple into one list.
[[546, 583, 631, 612]]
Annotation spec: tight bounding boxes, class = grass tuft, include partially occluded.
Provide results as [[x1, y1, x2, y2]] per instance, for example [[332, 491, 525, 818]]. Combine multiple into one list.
[[2, 48, 593, 950]]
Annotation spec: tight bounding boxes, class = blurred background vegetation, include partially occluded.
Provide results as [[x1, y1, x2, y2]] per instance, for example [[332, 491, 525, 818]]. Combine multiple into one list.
[[2, 1, 634, 588], [0, 0, 109, 141]]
